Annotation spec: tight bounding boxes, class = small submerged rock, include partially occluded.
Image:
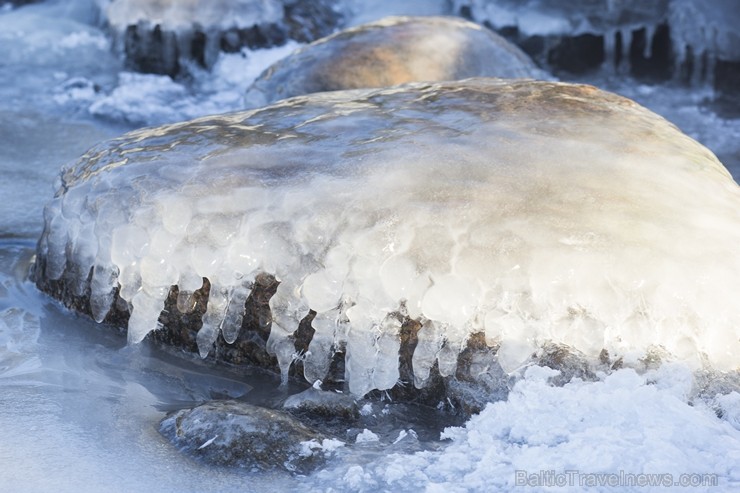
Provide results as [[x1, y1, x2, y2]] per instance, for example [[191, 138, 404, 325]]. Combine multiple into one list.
[[245, 15, 547, 107], [283, 384, 360, 421], [159, 400, 341, 473]]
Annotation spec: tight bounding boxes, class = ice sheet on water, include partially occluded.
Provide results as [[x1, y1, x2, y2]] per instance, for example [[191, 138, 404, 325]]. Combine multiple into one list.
[[0, 307, 42, 380], [36, 79, 740, 397]]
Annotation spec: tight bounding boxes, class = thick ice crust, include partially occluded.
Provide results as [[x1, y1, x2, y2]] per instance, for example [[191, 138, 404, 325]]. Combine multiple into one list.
[[34, 79, 740, 398]]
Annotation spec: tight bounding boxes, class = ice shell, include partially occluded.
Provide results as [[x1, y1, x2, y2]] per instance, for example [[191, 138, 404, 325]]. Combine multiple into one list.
[[35, 79, 740, 398]]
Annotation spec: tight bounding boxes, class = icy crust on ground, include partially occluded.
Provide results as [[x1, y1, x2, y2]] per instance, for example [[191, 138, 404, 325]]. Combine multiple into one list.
[[36, 79, 740, 397], [244, 16, 546, 108]]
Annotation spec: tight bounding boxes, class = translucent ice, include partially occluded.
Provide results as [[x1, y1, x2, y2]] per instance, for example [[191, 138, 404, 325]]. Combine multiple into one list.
[[245, 16, 547, 107], [35, 79, 740, 397]]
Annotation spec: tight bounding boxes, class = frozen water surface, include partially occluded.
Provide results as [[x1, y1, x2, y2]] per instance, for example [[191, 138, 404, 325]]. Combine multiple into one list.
[[1, 0, 740, 491]]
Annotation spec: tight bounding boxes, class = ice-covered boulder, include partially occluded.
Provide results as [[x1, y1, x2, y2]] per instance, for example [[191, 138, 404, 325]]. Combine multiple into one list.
[[244, 16, 546, 108], [33, 79, 740, 405], [101, 0, 341, 76]]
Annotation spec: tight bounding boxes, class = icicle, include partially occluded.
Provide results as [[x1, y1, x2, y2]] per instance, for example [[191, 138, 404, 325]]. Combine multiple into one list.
[[705, 52, 716, 87], [196, 283, 229, 358], [345, 312, 401, 396], [89, 263, 119, 323], [267, 283, 310, 385], [644, 24, 656, 59], [436, 337, 462, 377], [127, 290, 167, 344], [220, 283, 250, 344], [619, 28, 632, 74], [691, 49, 704, 86], [303, 310, 339, 384], [411, 320, 444, 388], [45, 214, 68, 280], [603, 29, 616, 72], [369, 315, 403, 390]]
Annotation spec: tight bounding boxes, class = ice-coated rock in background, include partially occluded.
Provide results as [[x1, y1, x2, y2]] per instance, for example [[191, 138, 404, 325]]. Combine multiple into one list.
[[452, 0, 740, 97], [244, 16, 547, 107], [33, 79, 740, 405], [100, 0, 342, 76]]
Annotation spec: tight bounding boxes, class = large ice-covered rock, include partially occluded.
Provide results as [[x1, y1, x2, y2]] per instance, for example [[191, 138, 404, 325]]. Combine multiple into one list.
[[101, 0, 341, 76], [33, 79, 740, 403], [244, 16, 546, 108]]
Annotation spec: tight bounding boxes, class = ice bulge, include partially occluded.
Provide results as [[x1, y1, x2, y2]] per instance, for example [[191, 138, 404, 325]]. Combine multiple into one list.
[[33, 79, 740, 397]]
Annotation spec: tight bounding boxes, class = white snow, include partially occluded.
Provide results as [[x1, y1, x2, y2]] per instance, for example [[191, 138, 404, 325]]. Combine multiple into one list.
[[88, 43, 300, 126], [103, 0, 284, 31], [300, 438, 346, 456], [312, 365, 740, 492], [355, 429, 379, 444]]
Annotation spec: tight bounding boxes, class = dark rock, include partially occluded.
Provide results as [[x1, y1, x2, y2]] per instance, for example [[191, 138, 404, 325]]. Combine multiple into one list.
[[283, 385, 360, 422], [159, 400, 340, 473]]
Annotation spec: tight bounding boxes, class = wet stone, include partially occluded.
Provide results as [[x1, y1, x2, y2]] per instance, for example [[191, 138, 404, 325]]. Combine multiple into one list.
[[159, 400, 338, 473]]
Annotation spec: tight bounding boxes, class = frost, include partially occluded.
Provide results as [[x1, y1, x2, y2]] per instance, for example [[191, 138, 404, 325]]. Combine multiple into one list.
[[36, 79, 740, 397]]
